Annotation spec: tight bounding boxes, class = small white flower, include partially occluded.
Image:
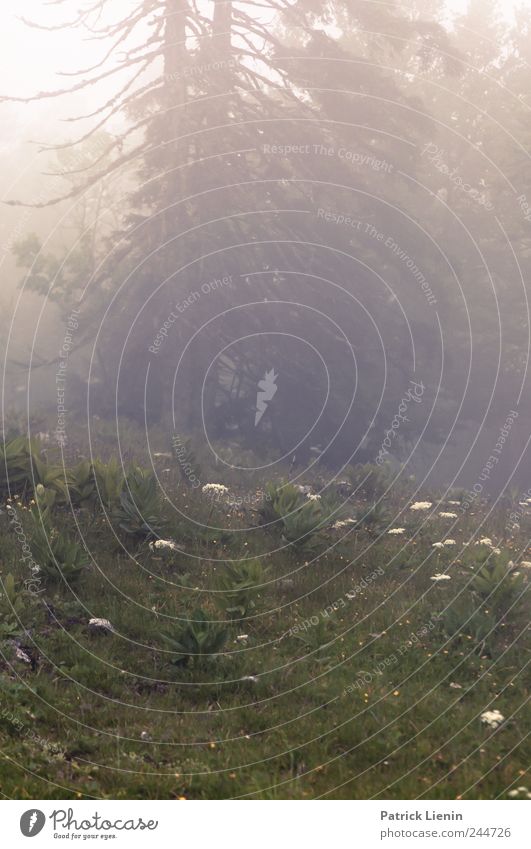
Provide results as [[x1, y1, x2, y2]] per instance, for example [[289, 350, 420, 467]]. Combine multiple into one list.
[[492, 548, 501, 555], [236, 634, 249, 642], [443, 539, 456, 546], [447, 500, 460, 505], [387, 528, 405, 535], [241, 675, 259, 683], [332, 518, 356, 530], [88, 618, 114, 632], [439, 511, 458, 518], [449, 682, 462, 689], [430, 573, 451, 581], [476, 537, 493, 547], [202, 483, 229, 496], [508, 789, 519, 797], [432, 542, 444, 549], [520, 561, 531, 568], [306, 493, 321, 501], [15, 646, 32, 664], [480, 709, 505, 729], [410, 501, 432, 511], [149, 539, 179, 552]]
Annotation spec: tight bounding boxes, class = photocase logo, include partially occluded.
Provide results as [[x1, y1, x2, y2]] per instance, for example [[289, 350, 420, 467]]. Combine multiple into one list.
[[255, 368, 278, 426], [20, 809, 46, 837]]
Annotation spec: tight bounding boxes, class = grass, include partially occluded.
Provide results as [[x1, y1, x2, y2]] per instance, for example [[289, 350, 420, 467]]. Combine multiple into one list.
[[0, 421, 528, 799]]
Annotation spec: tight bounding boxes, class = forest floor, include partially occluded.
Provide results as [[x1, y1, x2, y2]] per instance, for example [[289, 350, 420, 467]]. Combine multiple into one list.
[[0, 421, 528, 799]]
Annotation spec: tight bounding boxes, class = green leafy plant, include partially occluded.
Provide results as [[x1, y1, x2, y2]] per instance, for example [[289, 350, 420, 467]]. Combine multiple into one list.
[[68, 459, 97, 507], [356, 502, 391, 535], [113, 465, 166, 539], [318, 490, 351, 526], [291, 615, 337, 666], [260, 481, 303, 524], [34, 484, 57, 522], [260, 482, 324, 549], [281, 498, 324, 550], [0, 573, 25, 641], [440, 598, 498, 655], [215, 559, 266, 620], [32, 455, 69, 499], [92, 457, 125, 510], [0, 436, 35, 496], [160, 608, 228, 667], [472, 559, 525, 614], [29, 519, 89, 584], [347, 462, 393, 501], [0, 435, 71, 503]]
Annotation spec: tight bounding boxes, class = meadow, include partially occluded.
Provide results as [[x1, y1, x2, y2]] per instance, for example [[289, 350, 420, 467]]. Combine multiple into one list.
[[0, 420, 528, 800]]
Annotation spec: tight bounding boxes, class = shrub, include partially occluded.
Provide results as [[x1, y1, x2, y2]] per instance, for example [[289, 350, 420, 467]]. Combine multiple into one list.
[[160, 609, 228, 667], [92, 457, 125, 510], [29, 511, 89, 585], [0, 573, 25, 641], [347, 462, 393, 501], [112, 465, 166, 539], [260, 482, 324, 550], [215, 559, 266, 620]]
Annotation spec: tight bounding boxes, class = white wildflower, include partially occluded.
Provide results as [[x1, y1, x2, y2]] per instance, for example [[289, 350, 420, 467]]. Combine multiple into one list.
[[202, 483, 229, 496], [443, 539, 456, 546], [492, 548, 501, 555], [439, 511, 458, 518], [241, 675, 259, 683], [149, 539, 179, 552], [88, 618, 114, 633], [449, 682, 462, 689], [508, 789, 519, 797], [520, 561, 531, 568], [306, 493, 321, 501], [236, 634, 249, 643], [387, 528, 405, 535], [332, 518, 356, 530], [432, 542, 444, 549], [447, 500, 460, 505], [410, 501, 432, 511], [480, 709, 504, 729], [476, 537, 493, 547], [430, 573, 451, 581], [15, 646, 32, 664]]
